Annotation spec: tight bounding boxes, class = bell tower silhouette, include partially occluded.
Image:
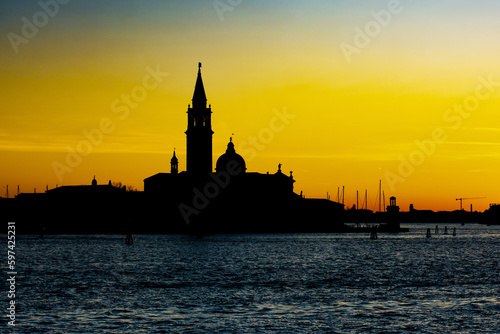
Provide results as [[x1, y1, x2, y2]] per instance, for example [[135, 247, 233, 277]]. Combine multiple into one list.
[[170, 150, 178, 174], [185, 62, 213, 176]]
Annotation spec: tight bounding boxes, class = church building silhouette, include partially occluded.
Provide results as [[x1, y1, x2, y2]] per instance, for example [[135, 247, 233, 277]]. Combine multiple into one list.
[[143, 63, 344, 233]]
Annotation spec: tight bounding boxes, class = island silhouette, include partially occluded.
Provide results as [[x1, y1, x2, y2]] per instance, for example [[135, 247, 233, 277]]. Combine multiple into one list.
[[1, 63, 498, 234]]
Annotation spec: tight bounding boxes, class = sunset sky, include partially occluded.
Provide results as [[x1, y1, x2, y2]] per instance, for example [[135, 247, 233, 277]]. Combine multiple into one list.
[[1, 0, 499, 211]]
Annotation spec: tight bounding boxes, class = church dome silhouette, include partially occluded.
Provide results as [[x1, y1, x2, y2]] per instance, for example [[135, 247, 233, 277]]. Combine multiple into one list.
[[216, 138, 246, 173]]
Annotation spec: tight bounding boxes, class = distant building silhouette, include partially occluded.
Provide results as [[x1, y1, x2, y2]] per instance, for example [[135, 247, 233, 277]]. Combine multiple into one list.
[[46, 176, 125, 195], [387, 196, 399, 213]]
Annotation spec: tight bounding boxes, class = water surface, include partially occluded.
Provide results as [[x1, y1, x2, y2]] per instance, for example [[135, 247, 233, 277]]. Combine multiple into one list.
[[5, 223, 500, 333]]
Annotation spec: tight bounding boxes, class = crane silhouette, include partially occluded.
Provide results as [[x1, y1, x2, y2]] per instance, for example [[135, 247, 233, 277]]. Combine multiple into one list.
[[455, 197, 486, 211]]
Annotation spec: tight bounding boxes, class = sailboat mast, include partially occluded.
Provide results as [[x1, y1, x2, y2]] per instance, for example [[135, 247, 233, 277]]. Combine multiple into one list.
[[383, 191, 386, 212], [379, 180, 382, 212], [342, 186, 345, 205]]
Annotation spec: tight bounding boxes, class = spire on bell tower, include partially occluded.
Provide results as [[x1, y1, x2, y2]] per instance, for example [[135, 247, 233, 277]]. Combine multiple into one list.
[[192, 62, 207, 108]]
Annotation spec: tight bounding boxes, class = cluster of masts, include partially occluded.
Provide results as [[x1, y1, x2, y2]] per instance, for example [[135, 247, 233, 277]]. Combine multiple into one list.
[[324, 180, 488, 212], [327, 180, 387, 212]]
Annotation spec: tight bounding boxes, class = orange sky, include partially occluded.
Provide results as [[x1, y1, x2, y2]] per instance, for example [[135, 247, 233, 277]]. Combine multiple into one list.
[[1, 0, 500, 211]]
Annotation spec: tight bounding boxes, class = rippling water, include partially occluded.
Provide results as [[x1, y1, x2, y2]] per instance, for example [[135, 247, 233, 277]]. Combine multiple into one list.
[[5, 223, 500, 333]]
